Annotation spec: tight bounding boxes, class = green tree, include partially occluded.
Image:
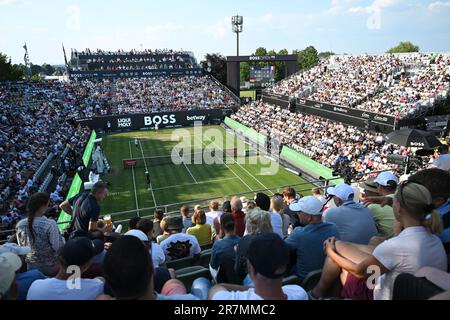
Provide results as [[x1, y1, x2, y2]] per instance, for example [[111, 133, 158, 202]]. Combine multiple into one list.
[[240, 62, 250, 82], [200, 53, 227, 85], [42, 63, 56, 76], [254, 47, 268, 56], [318, 51, 335, 59], [0, 52, 24, 81], [294, 46, 319, 70], [386, 41, 420, 53]]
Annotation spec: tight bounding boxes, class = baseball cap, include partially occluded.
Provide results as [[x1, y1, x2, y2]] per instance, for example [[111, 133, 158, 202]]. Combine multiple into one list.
[[374, 171, 398, 187], [247, 233, 289, 279], [359, 177, 378, 193], [0, 243, 31, 256], [327, 183, 354, 201], [0, 252, 22, 299], [59, 237, 104, 267], [254, 193, 270, 211], [124, 229, 149, 242], [165, 216, 184, 230], [289, 196, 323, 215]]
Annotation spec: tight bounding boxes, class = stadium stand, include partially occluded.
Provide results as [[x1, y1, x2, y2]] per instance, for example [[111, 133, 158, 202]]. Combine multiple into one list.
[[266, 53, 450, 118], [1, 50, 450, 302]]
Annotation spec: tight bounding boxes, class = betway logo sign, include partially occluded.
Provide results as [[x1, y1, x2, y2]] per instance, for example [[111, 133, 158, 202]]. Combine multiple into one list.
[[186, 115, 206, 122], [144, 114, 177, 126], [374, 115, 389, 122], [333, 107, 348, 113], [117, 118, 132, 128]]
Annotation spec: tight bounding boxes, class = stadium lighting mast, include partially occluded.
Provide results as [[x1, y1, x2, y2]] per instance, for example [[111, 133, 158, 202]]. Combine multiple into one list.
[[232, 15, 243, 56]]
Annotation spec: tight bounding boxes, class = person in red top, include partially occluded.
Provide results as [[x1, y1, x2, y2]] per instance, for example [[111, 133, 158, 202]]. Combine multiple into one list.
[[230, 197, 245, 237]]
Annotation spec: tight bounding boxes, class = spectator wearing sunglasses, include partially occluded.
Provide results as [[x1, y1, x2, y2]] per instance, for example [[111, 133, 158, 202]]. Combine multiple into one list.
[[310, 181, 447, 300]]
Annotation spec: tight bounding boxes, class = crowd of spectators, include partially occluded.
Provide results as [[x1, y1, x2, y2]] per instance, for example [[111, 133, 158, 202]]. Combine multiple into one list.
[[1, 169, 449, 301], [0, 82, 91, 236], [71, 48, 197, 72], [231, 101, 402, 173], [266, 53, 450, 118], [0, 75, 238, 221]]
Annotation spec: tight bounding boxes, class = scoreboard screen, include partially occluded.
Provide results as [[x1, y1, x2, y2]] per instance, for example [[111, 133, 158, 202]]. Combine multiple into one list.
[[249, 66, 275, 88]]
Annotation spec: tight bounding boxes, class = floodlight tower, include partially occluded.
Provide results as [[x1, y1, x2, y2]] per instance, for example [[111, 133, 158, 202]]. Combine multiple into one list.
[[231, 15, 243, 56]]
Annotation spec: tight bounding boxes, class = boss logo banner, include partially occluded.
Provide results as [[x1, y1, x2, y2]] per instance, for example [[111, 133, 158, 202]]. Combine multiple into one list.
[[77, 109, 233, 131]]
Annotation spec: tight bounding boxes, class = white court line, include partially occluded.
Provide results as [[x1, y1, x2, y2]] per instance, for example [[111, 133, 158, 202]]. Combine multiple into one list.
[[183, 162, 198, 184], [137, 140, 158, 207], [151, 177, 238, 191], [193, 134, 254, 192], [128, 140, 140, 217], [205, 132, 275, 196]]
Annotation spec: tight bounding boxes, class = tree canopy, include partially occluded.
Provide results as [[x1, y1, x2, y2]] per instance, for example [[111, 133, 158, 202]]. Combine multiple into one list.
[[0, 52, 24, 81], [386, 41, 420, 53]]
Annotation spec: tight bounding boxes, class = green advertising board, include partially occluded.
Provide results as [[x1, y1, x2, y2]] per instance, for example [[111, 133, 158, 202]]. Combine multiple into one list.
[[280, 147, 344, 184], [82, 131, 97, 167], [224, 117, 266, 146], [57, 130, 96, 231]]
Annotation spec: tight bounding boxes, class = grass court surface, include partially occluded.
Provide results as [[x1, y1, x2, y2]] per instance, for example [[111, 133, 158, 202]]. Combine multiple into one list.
[[100, 125, 312, 223]]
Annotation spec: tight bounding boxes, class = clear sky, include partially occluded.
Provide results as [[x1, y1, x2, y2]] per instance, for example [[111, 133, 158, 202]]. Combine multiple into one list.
[[1, 0, 450, 65]]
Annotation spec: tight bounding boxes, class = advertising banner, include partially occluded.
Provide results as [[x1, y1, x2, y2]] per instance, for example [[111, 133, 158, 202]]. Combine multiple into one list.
[[280, 147, 344, 183], [224, 117, 266, 146], [69, 68, 203, 80], [77, 109, 233, 132]]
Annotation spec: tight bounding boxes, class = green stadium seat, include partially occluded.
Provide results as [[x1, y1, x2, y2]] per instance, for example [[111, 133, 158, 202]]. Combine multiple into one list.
[[175, 266, 212, 291], [301, 269, 323, 291], [200, 243, 213, 251], [282, 275, 302, 286], [199, 251, 212, 268], [166, 256, 195, 270]]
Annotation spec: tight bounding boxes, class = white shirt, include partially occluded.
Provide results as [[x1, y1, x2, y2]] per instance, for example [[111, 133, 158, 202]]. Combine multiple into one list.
[[206, 210, 223, 225], [160, 233, 201, 261], [27, 278, 104, 300], [270, 212, 284, 239], [151, 242, 166, 267], [432, 154, 450, 171], [372, 226, 447, 300], [212, 285, 308, 300]]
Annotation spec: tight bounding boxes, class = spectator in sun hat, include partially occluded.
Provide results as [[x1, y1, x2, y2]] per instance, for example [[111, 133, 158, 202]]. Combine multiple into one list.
[[209, 233, 308, 300], [0, 252, 22, 300], [323, 183, 377, 244], [0, 243, 45, 300], [367, 171, 398, 238], [27, 237, 105, 300], [359, 177, 379, 199], [285, 196, 340, 281], [160, 216, 201, 261]]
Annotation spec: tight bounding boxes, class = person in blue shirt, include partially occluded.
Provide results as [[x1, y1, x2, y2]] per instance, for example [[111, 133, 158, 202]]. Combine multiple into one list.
[[285, 196, 340, 281], [210, 213, 241, 271], [323, 183, 377, 245]]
